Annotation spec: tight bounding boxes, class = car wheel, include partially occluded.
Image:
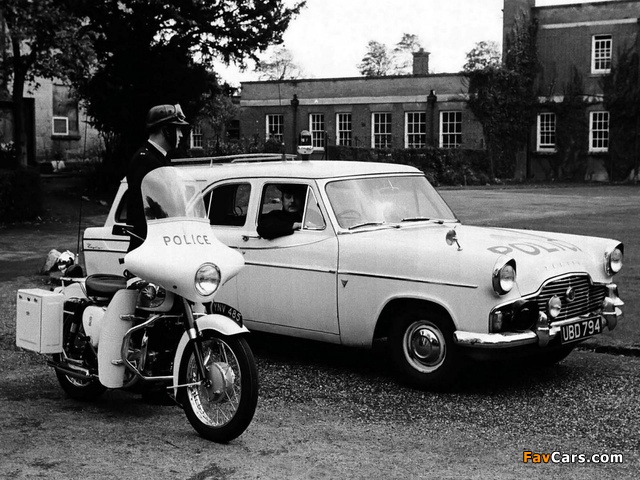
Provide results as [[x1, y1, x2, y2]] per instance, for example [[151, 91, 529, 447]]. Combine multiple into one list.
[[389, 309, 461, 390]]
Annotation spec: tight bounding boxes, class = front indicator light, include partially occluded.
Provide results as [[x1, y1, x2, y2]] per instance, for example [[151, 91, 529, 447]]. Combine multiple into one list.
[[194, 263, 221, 296]]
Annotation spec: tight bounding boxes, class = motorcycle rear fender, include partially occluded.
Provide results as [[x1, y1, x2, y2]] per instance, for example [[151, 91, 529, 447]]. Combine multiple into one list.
[[171, 313, 249, 396]]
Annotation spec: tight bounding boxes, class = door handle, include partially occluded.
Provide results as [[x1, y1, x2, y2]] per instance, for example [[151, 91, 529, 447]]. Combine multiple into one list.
[[242, 234, 260, 242]]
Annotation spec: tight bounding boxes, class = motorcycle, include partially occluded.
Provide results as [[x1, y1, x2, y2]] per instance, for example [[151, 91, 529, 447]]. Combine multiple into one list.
[[16, 166, 258, 443]]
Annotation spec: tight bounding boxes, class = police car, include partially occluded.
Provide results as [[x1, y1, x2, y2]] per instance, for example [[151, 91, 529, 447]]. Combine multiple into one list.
[[82, 154, 625, 389]]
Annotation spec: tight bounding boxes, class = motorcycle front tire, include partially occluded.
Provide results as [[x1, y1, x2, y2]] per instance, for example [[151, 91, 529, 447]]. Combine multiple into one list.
[[178, 332, 258, 443]]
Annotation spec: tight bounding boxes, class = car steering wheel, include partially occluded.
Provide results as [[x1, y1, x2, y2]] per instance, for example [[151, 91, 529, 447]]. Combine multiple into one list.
[[337, 209, 362, 226]]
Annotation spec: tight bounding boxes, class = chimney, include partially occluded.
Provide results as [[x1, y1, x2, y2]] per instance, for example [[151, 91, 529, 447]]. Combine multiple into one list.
[[412, 49, 430, 75]]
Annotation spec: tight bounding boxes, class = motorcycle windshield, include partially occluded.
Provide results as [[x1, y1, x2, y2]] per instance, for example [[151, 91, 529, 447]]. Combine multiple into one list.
[[140, 167, 206, 223]]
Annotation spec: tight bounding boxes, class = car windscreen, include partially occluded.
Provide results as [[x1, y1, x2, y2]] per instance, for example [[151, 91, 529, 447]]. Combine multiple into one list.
[[325, 175, 457, 229]]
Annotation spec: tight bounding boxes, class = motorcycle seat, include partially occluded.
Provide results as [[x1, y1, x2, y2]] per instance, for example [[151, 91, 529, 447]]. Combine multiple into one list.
[[85, 274, 127, 298]]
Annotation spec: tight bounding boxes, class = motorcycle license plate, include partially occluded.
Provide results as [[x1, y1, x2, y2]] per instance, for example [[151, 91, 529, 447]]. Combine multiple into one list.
[[210, 302, 243, 327], [560, 316, 603, 344]]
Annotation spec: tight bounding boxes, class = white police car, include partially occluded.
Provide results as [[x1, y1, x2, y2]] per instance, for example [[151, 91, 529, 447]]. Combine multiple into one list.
[[83, 155, 624, 389]]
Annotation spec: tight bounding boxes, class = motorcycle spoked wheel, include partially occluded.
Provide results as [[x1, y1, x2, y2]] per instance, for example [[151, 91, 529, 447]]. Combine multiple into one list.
[[54, 317, 106, 401], [178, 332, 258, 443]]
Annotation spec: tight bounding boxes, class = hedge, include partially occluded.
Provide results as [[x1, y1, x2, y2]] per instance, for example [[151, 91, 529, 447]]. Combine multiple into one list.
[[326, 146, 493, 186]]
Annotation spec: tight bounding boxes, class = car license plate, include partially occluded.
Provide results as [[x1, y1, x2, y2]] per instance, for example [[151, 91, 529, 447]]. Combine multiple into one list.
[[560, 316, 603, 344]]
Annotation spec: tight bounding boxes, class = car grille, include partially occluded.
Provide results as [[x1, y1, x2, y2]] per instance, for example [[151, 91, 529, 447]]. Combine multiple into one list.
[[535, 275, 606, 322]]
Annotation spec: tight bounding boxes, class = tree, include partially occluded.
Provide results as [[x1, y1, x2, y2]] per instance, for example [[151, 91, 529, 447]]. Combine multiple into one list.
[[465, 17, 539, 178], [255, 46, 303, 80], [392, 33, 423, 74], [603, 47, 640, 180], [0, 0, 92, 166], [358, 41, 394, 77], [463, 41, 502, 73], [66, 0, 305, 181]]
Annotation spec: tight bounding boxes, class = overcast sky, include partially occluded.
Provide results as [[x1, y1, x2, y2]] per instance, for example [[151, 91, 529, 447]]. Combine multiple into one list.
[[215, 0, 611, 85]]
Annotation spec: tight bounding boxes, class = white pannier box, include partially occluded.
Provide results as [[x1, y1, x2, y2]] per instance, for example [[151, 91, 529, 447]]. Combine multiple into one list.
[[16, 289, 64, 354]]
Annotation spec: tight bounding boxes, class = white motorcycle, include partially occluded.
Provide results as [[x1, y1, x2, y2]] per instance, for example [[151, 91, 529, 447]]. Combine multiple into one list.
[[16, 166, 258, 443]]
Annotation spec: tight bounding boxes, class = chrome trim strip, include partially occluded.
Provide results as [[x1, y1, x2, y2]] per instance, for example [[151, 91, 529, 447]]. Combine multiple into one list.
[[340, 270, 478, 289], [244, 261, 336, 274]]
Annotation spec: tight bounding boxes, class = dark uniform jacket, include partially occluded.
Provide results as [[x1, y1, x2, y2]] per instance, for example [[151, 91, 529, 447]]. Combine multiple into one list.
[[257, 210, 302, 240], [126, 142, 169, 251]]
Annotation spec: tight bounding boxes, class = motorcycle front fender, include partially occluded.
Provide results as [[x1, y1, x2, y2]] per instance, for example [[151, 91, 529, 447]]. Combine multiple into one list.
[[171, 313, 250, 396]]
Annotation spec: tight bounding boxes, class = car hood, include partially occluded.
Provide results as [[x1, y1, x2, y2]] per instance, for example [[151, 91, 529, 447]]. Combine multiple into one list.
[[337, 223, 620, 296]]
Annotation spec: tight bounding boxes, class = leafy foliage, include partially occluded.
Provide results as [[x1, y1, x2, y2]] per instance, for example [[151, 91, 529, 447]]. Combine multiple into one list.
[[603, 47, 640, 180], [465, 16, 539, 178], [256, 47, 303, 80], [358, 34, 423, 77], [0, 0, 92, 165], [463, 41, 501, 73]]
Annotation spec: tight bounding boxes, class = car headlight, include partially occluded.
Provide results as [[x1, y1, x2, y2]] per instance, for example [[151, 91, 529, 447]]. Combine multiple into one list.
[[493, 260, 516, 295], [194, 263, 221, 296], [547, 295, 562, 319], [605, 245, 623, 275]]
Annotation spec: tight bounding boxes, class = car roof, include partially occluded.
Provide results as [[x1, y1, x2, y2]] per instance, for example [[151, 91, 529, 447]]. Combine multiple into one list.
[[168, 159, 422, 183]]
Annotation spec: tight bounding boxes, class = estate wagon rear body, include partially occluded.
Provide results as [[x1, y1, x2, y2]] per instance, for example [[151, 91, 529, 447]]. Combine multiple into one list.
[[83, 158, 624, 388]]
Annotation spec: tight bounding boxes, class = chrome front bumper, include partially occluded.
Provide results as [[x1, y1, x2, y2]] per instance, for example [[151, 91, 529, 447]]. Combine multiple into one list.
[[454, 285, 624, 349]]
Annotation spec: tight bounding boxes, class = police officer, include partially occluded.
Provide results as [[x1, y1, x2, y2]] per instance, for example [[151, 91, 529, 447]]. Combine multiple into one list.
[[126, 104, 189, 251]]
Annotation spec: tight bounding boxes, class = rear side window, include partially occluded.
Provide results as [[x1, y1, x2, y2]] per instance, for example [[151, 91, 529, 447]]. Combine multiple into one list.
[[116, 190, 128, 223], [204, 183, 251, 227]]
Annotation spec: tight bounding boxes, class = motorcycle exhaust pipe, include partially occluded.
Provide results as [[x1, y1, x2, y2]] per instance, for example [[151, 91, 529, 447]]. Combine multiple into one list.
[[48, 361, 95, 381]]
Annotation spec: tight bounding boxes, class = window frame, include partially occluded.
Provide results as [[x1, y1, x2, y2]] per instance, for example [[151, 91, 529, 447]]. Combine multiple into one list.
[[405, 112, 426, 148], [190, 124, 203, 149], [537, 112, 557, 152], [336, 113, 352, 147], [591, 34, 612, 74], [439, 111, 462, 149], [371, 112, 392, 149], [266, 114, 284, 143], [51, 116, 69, 136], [309, 113, 326, 150], [589, 111, 610, 153]]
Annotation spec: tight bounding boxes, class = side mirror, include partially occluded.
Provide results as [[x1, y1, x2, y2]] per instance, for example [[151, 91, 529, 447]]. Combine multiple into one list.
[[446, 229, 462, 251], [112, 224, 133, 237]]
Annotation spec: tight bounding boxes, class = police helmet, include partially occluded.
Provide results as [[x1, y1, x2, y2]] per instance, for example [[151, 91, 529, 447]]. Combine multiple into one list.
[[146, 104, 189, 130]]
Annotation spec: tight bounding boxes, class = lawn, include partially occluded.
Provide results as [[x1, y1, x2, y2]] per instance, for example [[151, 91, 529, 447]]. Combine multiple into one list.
[[439, 184, 640, 351]]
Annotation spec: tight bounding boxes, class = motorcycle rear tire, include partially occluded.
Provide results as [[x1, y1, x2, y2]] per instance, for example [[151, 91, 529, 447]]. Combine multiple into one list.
[[53, 355, 106, 401], [178, 332, 258, 443]]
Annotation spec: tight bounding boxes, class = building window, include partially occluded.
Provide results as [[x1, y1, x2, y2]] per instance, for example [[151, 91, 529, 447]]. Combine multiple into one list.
[[440, 111, 462, 148], [336, 113, 352, 146], [372, 113, 392, 148], [266, 114, 284, 143], [589, 111, 609, 152], [190, 124, 203, 148], [52, 84, 79, 136], [592, 34, 612, 74], [52, 117, 69, 136], [405, 112, 426, 148], [309, 113, 325, 149], [537, 113, 556, 151]]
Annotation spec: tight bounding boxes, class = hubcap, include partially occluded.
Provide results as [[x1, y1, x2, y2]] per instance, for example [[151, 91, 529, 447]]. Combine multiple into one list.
[[205, 362, 236, 403], [403, 321, 446, 373]]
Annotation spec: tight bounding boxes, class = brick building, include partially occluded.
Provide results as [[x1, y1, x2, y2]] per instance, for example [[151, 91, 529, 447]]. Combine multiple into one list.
[[237, 51, 485, 159], [504, 0, 640, 180]]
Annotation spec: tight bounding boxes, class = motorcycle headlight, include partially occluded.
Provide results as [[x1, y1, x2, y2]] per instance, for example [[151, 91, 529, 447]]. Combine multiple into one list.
[[605, 245, 623, 275], [493, 260, 516, 295], [194, 263, 221, 296]]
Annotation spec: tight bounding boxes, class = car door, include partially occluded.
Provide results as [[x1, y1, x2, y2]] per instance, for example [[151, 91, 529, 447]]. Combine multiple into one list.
[[206, 180, 340, 341]]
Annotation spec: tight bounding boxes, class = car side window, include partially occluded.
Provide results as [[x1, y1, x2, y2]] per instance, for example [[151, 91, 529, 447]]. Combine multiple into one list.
[[303, 188, 325, 230], [204, 183, 251, 227], [259, 183, 325, 231]]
